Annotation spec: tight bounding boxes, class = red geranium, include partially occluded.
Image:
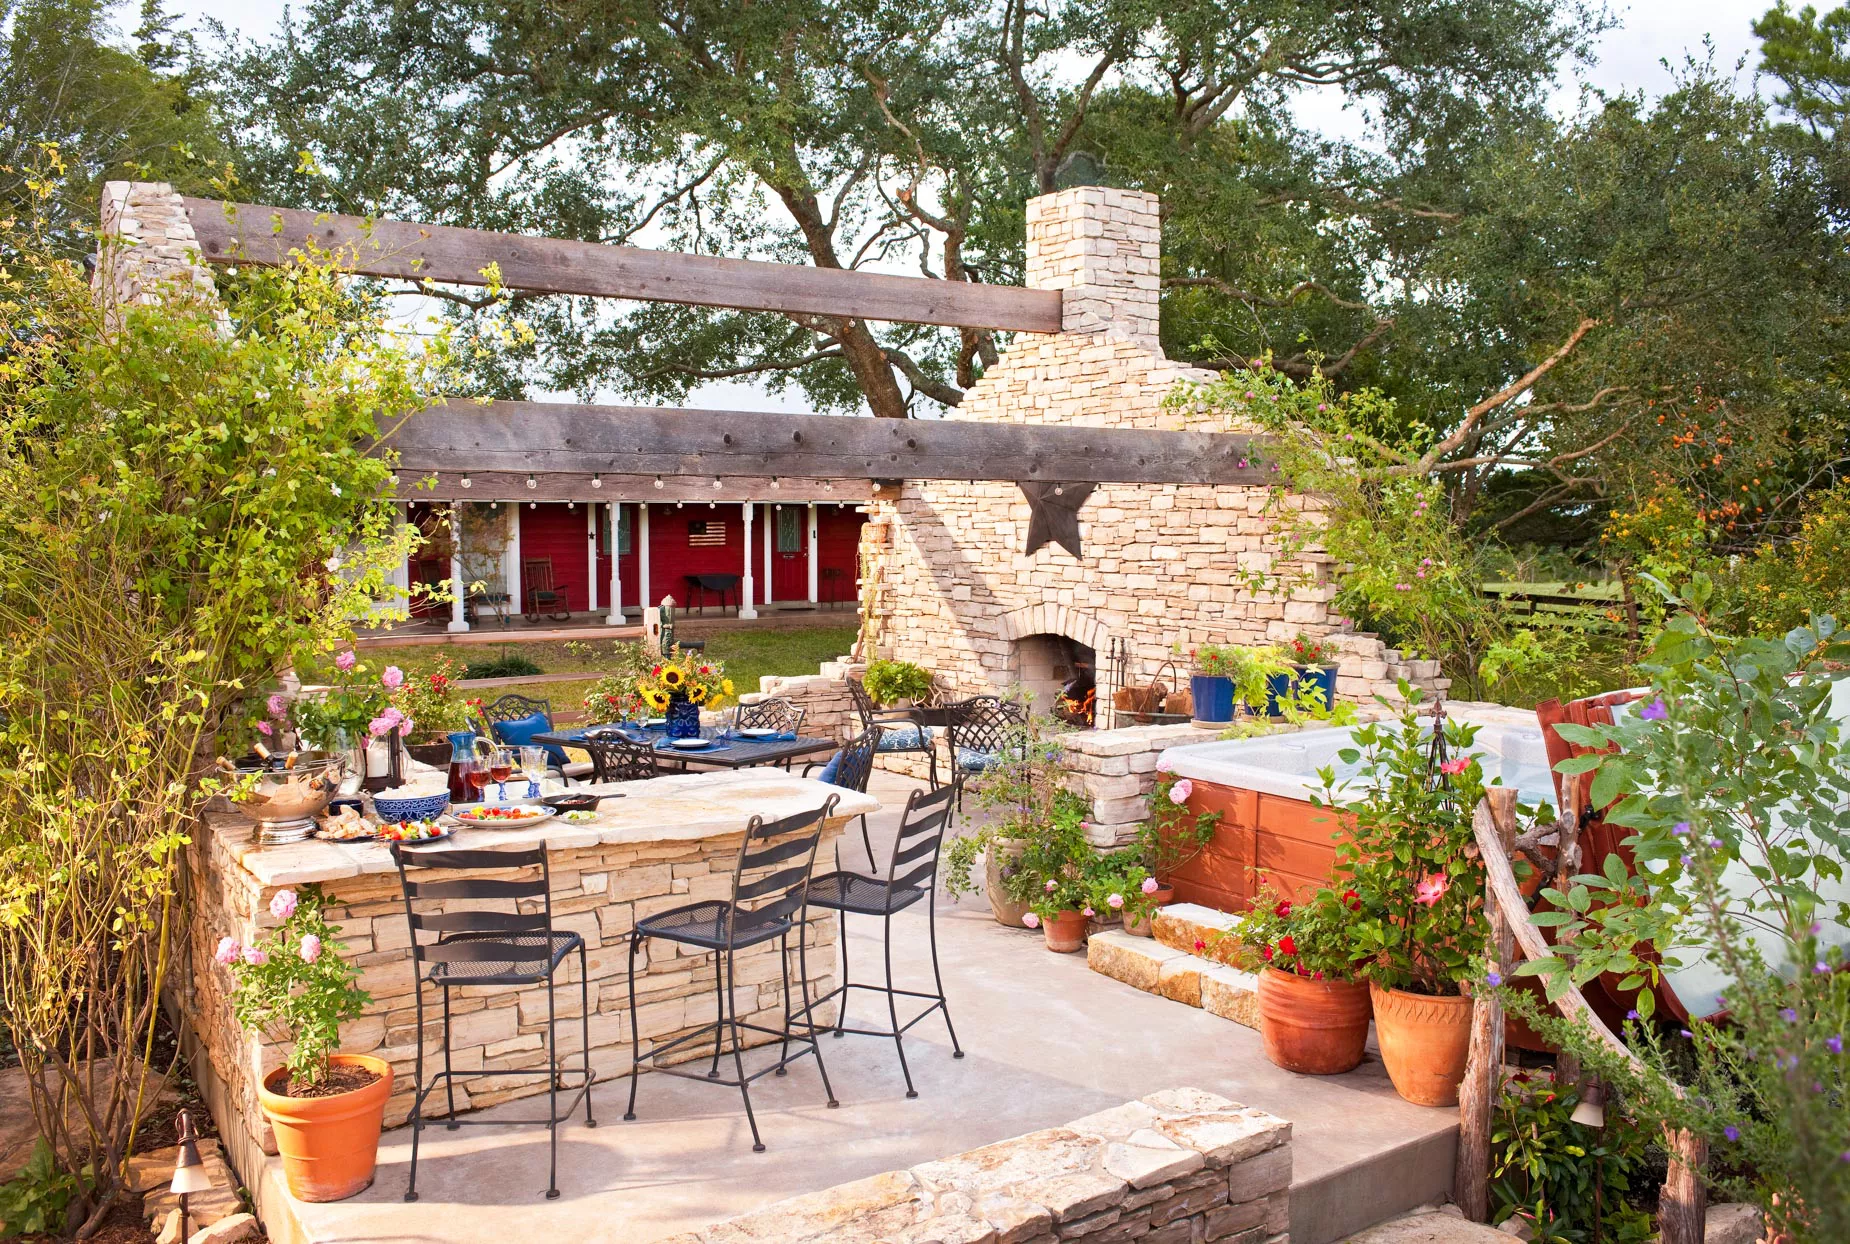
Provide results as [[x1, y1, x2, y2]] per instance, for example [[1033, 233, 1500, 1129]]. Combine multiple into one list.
[[1277, 934, 1298, 958]]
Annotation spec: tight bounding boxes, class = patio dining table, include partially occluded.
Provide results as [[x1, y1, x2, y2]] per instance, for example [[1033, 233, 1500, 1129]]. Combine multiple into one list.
[[533, 723, 837, 772]]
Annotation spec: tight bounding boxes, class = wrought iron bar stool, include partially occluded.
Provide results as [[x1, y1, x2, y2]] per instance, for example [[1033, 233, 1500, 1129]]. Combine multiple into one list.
[[622, 795, 841, 1151], [390, 842, 594, 1201], [799, 783, 964, 1098]]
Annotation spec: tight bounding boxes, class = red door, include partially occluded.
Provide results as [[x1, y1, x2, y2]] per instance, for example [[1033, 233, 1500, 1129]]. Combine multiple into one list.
[[817, 504, 867, 605], [770, 505, 808, 602], [517, 503, 592, 616]]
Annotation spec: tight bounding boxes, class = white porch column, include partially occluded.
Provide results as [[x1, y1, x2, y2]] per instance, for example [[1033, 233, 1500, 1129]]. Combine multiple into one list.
[[806, 502, 820, 605], [585, 502, 598, 613], [738, 501, 759, 620], [605, 504, 624, 625], [446, 504, 469, 632], [638, 504, 652, 607], [507, 504, 523, 615], [762, 504, 775, 606]]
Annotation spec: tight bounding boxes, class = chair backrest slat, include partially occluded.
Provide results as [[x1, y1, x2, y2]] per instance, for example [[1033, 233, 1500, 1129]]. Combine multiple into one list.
[[413, 910, 548, 934], [722, 795, 838, 943], [883, 785, 957, 889], [392, 842, 558, 975], [417, 939, 550, 965], [582, 735, 659, 782], [406, 876, 546, 901], [735, 863, 814, 903], [890, 857, 940, 893]]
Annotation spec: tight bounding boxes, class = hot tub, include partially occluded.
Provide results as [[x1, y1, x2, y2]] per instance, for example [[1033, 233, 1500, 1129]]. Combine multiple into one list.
[[1154, 704, 1557, 913]]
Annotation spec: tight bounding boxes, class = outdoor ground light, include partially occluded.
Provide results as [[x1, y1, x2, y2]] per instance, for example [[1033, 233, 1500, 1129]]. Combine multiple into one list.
[[170, 1110, 212, 1241]]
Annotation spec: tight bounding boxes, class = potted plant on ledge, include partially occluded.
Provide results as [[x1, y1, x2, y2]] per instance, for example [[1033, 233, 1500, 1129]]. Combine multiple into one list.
[[862, 659, 935, 710], [222, 885, 385, 1202], [1188, 644, 1285, 726], [1267, 633, 1341, 716], [1223, 884, 1373, 1074], [1316, 692, 1491, 1106]]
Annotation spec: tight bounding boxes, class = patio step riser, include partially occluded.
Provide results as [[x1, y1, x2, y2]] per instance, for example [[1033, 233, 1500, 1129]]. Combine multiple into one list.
[[1086, 930, 1260, 1030]]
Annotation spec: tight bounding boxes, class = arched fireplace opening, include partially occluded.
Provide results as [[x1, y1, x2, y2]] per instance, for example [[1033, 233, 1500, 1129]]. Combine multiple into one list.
[[1014, 633, 1096, 727]]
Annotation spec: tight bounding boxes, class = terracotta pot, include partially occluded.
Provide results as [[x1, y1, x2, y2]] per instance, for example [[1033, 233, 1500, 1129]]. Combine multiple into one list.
[[1257, 969, 1373, 1075], [985, 839, 1032, 928], [260, 1054, 394, 1202], [1123, 887, 1175, 937], [1369, 983, 1474, 1106], [1041, 910, 1089, 953]]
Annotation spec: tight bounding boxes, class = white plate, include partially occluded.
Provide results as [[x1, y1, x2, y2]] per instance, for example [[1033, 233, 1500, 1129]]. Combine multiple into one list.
[[449, 804, 558, 827], [644, 717, 667, 727], [738, 727, 778, 739], [669, 738, 714, 750]]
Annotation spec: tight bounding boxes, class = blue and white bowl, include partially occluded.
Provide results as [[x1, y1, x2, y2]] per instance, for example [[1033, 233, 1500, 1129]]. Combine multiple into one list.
[[373, 790, 451, 823]]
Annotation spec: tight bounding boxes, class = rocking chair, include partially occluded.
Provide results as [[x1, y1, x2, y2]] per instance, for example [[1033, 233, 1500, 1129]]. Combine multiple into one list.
[[522, 558, 570, 623]]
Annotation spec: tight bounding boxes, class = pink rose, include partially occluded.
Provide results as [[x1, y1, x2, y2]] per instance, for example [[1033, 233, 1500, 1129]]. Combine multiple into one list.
[[382, 665, 404, 690], [255, 721, 273, 737], [1438, 758, 1468, 776], [1169, 779, 1193, 804], [242, 946, 268, 967], [299, 934, 322, 965], [334, 650, 357, 673], [269, 889, 298, 920], [1082, 907, 1095, 917], [1044, 879, 1058, 893], [1022, 912, 1040, 929], [1140, 877, 1160, 895], [1107, 893, 1124, 910], [267, 693, 288, 718], [214, 936, 240, 966]]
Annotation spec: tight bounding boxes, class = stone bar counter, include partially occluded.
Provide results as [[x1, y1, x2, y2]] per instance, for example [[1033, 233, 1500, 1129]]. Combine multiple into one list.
[[183, 769, 875, 1192]]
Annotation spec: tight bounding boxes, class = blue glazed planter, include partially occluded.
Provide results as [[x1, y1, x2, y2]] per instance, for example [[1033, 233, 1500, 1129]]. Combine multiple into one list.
[[1265, 664, 1339, 716], [665, 697, 701, 739], [1190, 674, 1235, 723]]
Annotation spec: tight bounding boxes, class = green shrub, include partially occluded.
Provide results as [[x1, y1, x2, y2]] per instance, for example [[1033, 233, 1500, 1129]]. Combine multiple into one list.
[[862, 658, 933, 705], [463, 653, 544, 680]]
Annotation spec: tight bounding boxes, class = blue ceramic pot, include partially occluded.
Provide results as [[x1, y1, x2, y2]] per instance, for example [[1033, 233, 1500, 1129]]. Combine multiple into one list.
[[1265, 665, 1339, 716], [666, 697, 701, 739], [1190, 674, 1235, 723]]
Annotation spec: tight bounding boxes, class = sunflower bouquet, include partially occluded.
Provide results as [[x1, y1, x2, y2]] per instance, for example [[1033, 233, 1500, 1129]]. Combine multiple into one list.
[[637, 648, 733, 713]]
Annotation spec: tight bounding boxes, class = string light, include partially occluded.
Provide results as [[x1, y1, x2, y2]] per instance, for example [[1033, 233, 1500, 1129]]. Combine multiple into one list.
[[591, 474, 602, 489], [567, 500, 575, 509], [529, 501, 536, 509], [653, 475, 664, 489], [770, 476, 780, 489], [525, 474, 537, 490], [460, 474, 472, 489], [708, 501, 716, 509], [712, 477, 722, 490]]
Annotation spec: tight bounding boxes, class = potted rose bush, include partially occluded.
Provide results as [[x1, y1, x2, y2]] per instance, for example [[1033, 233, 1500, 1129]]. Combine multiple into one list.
[[1121, 768, 1223, 934], [1315, 691, 1490, 1106], [1223, 885, 1373, 1074], [390, 654, 474, 767], [1267, 633, 1341, 716], [221, 885, 386, 1202]]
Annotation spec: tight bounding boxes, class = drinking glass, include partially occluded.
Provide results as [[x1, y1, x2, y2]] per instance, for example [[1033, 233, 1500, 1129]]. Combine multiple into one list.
[[520, 745, 547, 799], [488, 746, 514, 800], [463, 754, 490, 802]]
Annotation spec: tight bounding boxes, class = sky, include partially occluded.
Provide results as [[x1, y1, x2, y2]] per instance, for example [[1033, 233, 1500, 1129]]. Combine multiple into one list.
[[165, 0, 1782, 411]]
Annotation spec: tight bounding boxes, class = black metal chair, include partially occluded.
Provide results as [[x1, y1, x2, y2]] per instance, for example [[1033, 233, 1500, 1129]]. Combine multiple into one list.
[[731, 696, 807, 739], [580, 733, 660, 782], [944, 695, 1028, 811], [801, 726, 879, 868], [391, 843, 593, 1202], [623, 795, 842, 1151], [800, 783, 964, 1098], [848, 677, 938, 789], [483, 693, 594, 784]]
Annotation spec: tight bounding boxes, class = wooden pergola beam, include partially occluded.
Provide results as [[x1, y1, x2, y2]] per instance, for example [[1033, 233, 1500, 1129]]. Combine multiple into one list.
[[378, 400, 1272, 488], [181, 197, 1064, 334]]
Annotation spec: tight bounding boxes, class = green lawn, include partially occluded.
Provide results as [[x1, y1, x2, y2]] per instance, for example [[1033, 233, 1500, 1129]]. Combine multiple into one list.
[[355, 625, 859, 720]]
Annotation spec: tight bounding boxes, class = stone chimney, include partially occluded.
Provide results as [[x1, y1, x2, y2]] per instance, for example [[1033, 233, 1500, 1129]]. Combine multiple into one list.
[[94, 182, 216, 325], [1024, 187, 1162, 348]]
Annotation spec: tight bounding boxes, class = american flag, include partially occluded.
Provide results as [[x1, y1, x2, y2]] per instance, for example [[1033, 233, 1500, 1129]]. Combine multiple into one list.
[[688, 520, 727, 547]]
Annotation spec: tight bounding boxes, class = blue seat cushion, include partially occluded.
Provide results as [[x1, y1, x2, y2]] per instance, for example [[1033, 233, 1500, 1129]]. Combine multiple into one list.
[[955, 746, 1000, 774], [815, 751, 843, 785], [491, 712, 567, 766], [874, 723, 933, 752]]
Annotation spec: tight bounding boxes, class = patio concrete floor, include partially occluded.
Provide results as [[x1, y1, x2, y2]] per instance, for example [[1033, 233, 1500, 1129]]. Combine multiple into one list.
[[268, 770, 1456, 1244]]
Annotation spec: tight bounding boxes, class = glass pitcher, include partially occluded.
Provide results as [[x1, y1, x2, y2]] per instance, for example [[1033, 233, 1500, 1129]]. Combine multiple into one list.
[[446, 729, 483, 803]]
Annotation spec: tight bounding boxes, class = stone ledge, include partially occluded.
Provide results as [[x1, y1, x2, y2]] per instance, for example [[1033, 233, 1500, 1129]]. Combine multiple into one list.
[[1153, 903, 1240, 955], [1085, 927, 1260, 1032]]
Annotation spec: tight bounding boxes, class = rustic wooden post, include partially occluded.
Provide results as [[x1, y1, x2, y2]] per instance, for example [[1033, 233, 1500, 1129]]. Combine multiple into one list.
[[1659, 1128, 1709, 1244], [1455, 787, 1520, 1219]]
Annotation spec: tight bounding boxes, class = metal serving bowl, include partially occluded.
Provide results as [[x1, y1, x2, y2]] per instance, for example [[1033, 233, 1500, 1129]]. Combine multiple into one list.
[[233, 752, 347, 844]]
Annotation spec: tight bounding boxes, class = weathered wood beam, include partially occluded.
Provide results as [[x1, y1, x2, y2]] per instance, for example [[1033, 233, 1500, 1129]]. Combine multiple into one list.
[[181, 197, 1063, 334], [395, 471, 873, 505], [377, 400, 1272, 487]]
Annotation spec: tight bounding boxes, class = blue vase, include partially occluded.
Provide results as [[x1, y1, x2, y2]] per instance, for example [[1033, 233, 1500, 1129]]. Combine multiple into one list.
[[666, 697, 701, 739], [1190, 674, 1235, 723]]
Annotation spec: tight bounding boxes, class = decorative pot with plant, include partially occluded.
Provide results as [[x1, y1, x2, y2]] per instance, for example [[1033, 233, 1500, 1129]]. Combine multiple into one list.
[[389, 655, 475, 767], [1223, 885, 1372, 1074], [636, 648, 733, 738], [1125, 768, 1224, 922], [942, 713, 1096, 929], [221, 884, 386, 1202], [576, 640, 656, 725], [1188, 644, 1286, 725], [1268, 633, 1341, 715], [1316, 690, 1491, 1106], [863, 658, 934, 709]]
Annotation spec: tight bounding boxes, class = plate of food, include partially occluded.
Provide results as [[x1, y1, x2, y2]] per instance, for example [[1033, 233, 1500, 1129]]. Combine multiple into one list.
[[316, 805, 380, 842], [450, 803, 558, 828], [378, 820, 450, 845], [561, 809, 600, 824], [541, 792, 604, 811]]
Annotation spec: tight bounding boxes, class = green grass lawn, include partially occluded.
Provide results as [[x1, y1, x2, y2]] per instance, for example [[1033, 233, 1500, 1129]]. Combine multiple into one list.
[[354, 625, 859, 720]]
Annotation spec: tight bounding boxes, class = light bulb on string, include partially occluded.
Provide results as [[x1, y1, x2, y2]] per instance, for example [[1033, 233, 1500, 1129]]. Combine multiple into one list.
[[653, 475, 664, 489], [591, 474, 602, 489], [525, 474, 537, 490]]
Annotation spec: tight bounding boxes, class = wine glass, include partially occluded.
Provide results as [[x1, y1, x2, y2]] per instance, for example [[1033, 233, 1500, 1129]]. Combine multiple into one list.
[[519, 745, 547, 799], [463, 754, 490, 804], [488, 746, 514, 801]]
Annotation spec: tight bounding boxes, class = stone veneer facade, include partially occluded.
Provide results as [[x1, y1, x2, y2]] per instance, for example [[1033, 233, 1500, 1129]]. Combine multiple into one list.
[[860, 186, 1446, 721], [659, 1087, 1291, 1244]]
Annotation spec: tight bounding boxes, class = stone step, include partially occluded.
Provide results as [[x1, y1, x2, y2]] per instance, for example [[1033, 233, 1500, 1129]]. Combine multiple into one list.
[[1152, 901, 1241, 955], [1087, 930, 1259, 1030]]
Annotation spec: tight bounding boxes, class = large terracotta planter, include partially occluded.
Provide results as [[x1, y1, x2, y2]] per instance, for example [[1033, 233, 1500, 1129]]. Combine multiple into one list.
[[1369, 983, 1473, 1106], [1123, 887, 1175, 937], [260, 1054, 394, 1202], [1042, 910, 1089, 953], [985, 839, 1032, 928], [1257, 969, 1372, 1075]]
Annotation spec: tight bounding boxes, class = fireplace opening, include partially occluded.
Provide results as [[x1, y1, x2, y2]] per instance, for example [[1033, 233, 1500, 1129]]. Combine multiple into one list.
[[1015, 633, 1096, 727]]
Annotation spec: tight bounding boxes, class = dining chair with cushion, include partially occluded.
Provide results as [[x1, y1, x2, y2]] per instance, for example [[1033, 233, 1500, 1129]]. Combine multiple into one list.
[[580, 734, 661, 783], [944, 695, 1028, 809], [483, 693, 593, 784], [847, 677, 938, 790], [732, 696, 807, 739]]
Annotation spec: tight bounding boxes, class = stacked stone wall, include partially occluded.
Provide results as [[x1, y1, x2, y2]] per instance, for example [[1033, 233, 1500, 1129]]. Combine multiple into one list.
[[659, 1087, 1291, 1244]]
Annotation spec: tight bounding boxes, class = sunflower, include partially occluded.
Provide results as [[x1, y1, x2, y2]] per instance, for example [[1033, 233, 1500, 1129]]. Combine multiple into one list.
[[644, 688, 670, 711], [721, 678, 735, 696], [687, 684, 707, 705], [661, 667, 685, 688]]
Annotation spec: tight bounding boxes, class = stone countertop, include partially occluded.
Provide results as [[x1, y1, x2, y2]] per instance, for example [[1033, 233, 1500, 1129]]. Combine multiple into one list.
[[207, 770, 880, 889]]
